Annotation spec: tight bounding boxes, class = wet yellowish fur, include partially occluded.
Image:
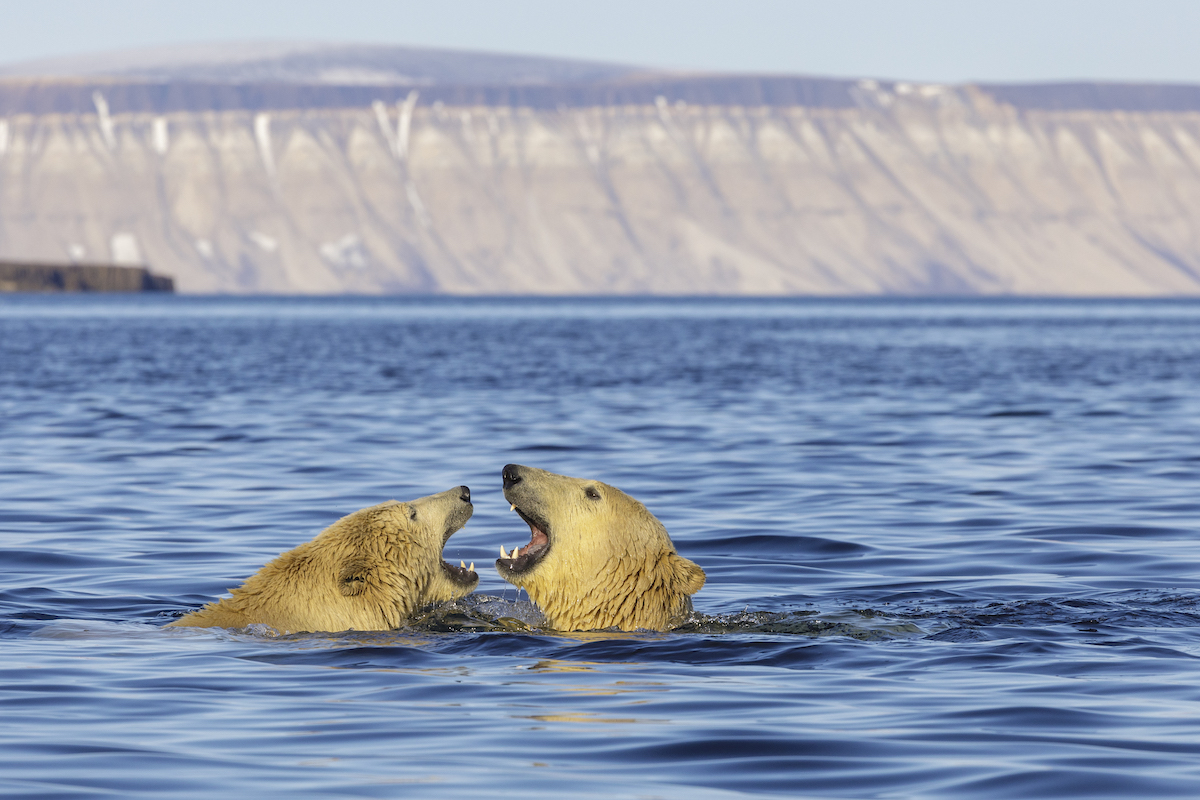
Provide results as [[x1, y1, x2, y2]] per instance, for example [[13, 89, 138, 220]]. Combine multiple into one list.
[[168, 489, 476, 633], [499, 465, 705, 631]]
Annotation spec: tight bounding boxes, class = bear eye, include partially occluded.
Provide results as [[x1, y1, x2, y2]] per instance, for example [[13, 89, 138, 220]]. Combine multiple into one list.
[[584, 486, 601, 501], [408, 506, 418, 521]]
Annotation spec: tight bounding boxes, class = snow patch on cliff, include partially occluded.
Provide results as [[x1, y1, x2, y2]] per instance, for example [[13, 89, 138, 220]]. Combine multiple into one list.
[[110, 233, 142, 265], [319, 234, 369, 270]]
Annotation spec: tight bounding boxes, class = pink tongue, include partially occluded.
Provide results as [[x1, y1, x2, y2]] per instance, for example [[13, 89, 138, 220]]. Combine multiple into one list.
[[516, 526, 548, 557]]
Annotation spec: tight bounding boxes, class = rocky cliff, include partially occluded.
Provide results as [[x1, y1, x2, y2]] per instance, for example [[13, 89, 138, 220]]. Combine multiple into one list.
[[1, 45, 1199, 295], [0, 261, 173, 292]]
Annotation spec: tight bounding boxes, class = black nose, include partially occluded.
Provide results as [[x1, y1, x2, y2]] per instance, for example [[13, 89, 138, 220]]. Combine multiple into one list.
[[459, 486, 471, 503], [502, 464, 523, 490]]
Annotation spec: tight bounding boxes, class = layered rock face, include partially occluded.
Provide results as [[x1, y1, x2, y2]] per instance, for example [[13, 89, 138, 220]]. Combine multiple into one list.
[[0, 262, 173, 292], [2, 65, 1199, 294]]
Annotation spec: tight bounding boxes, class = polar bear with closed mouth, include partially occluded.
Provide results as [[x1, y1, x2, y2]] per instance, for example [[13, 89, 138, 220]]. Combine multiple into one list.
[[169, 486, 478, 634], [495, 464, 705, 631]]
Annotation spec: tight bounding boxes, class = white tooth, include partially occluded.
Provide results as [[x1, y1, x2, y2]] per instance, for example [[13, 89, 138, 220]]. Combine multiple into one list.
[[468, 562, 474, 572], [500, 545, 509, 558], [510, 504, 516, 512], [460, 560, 465, 569]]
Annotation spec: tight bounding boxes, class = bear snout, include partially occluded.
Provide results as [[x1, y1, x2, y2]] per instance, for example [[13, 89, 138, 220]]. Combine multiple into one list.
[[459, 486, 471, 503], [502, 464, 524, 489]]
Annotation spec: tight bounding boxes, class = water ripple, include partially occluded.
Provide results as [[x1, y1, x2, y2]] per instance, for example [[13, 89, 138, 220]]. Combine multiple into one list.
[[4, 297, 1200, 798]]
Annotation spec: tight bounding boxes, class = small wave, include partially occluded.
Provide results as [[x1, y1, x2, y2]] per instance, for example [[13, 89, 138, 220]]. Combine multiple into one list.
[[403, 597, 929, 641], [674, 609, 927, 639]]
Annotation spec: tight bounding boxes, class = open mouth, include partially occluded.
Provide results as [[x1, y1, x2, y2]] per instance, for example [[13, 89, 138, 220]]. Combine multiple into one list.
[[496, 505, 551, 575], [440, 522, 478, 587], [440, 558, 478, 587]]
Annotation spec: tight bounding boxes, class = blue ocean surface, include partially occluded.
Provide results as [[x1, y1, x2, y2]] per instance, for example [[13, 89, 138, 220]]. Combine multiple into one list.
[[3, 295, 1200, 799]]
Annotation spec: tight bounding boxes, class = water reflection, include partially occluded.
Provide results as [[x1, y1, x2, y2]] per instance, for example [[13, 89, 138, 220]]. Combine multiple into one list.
[[519, 713, 663, 724]]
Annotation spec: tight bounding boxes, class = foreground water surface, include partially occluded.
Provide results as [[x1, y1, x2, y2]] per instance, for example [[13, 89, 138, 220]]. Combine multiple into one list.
[[2, 296, 1200, 798]]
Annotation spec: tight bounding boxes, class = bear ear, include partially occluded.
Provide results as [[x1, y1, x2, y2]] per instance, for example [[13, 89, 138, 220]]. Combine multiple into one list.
[[670, 554, 706, 596], [338, 558, 374, 597]]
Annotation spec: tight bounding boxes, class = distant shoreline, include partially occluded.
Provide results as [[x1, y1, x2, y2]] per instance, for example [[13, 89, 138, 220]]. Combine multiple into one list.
[[0, 261, 174, 293]]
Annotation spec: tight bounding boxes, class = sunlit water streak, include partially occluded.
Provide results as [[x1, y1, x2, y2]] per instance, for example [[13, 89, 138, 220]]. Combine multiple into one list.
[[3, 296, 1200, 798]]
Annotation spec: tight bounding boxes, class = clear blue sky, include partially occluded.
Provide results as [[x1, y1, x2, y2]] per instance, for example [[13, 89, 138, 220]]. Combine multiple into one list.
[[2, 0, 1198, 84]]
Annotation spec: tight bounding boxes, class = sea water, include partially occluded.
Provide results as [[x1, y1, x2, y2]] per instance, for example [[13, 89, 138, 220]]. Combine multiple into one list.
[[2, 296, 1200, 798]]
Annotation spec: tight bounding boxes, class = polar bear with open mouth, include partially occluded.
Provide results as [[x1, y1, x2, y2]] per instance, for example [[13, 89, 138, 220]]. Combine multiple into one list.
[[169, 486, 478, 634], [496, 464, 704, 631]]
